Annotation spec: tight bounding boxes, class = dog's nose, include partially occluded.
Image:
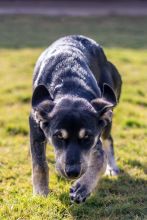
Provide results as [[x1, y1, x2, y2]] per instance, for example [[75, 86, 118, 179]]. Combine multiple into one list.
[[65, 165, 80, 178]]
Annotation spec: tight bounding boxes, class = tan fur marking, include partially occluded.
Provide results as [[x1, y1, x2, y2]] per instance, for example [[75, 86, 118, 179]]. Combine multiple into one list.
[[61, 129, 68, 139], [79, 128, 86, 139]]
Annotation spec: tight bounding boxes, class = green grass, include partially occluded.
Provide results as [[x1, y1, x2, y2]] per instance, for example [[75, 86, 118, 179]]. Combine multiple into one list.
[[0, 15, 147, 220]]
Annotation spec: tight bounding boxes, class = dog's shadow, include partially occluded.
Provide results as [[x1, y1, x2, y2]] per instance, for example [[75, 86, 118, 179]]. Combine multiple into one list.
[[59, 165, 147, 220]]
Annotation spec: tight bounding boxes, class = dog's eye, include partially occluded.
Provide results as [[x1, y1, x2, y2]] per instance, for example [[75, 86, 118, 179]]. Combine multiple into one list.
[[79, 133, 92, 140], [53, 129, 68, 140], [53, 132, 63, 139], [83, 134, 89, 139], [79, 129, 93, 140], [57, 133, 63, 139]]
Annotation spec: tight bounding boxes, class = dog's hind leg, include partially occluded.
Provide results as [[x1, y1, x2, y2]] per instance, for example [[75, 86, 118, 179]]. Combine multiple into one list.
[[102, 123, 119, 176], [29, 113, 49, 196]]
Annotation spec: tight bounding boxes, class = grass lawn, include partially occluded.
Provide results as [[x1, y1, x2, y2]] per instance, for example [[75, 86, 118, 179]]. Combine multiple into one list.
[[0, 15, 147, 220]]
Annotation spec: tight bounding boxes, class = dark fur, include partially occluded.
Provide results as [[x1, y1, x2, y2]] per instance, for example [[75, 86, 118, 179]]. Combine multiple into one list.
[[29, 35, 122, 203]]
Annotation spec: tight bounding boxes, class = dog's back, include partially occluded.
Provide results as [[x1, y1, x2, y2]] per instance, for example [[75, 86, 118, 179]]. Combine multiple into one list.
[[33, 35, 121, 102]]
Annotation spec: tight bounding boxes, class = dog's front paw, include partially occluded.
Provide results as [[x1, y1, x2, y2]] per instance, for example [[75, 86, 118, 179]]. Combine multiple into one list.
[[70, 182, 91, 204]]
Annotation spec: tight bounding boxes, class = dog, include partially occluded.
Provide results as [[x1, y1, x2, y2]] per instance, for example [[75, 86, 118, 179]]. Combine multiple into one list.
[[29, 35, 122, 203]]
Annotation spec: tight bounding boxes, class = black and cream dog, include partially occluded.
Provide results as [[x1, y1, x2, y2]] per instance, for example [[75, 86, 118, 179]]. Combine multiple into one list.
[[29, 35, 122, 203]]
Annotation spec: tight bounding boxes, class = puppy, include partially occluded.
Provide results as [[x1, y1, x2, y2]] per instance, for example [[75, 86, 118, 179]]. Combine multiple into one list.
[[29, 35, 122, 203]]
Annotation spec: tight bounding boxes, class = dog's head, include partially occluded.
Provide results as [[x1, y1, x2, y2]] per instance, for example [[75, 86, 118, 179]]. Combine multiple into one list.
[[32, 84, 117, 179]]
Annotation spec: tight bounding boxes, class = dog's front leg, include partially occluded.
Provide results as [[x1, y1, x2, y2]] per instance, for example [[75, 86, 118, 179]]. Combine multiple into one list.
[[70, 140, 107, 203], [29, 114, 49, 196]]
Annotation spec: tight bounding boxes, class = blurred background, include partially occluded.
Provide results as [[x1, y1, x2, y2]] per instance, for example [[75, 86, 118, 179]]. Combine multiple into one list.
[[0, 0, 147, 17], [0, 1, 147, 220]]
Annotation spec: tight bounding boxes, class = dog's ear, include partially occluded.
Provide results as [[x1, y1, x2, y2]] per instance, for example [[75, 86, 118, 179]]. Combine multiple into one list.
[[32, 85, 54, 123], [91, 84, 117, 124]]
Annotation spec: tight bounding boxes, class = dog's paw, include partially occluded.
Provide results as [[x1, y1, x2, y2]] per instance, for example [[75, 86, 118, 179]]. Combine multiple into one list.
[[105, 165, 120, 176], [70, 182, 91, 204], [33, 186, 49, 196]]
